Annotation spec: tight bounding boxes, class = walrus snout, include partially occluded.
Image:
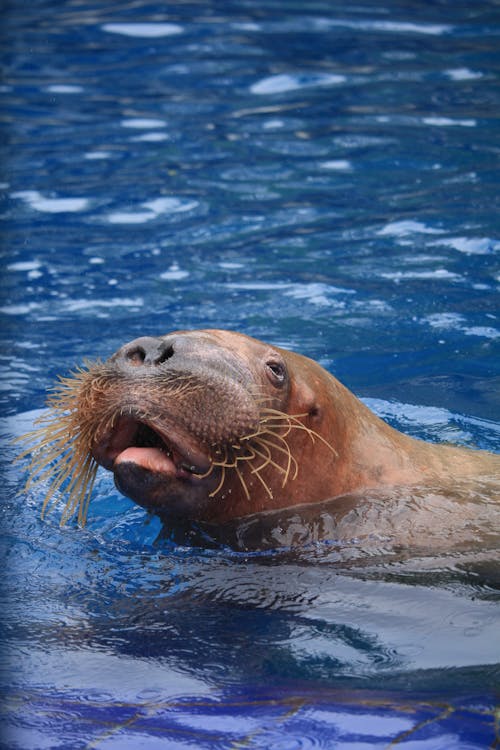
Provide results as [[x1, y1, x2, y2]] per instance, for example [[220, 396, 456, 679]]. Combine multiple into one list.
[[110, 331, 258, 389]]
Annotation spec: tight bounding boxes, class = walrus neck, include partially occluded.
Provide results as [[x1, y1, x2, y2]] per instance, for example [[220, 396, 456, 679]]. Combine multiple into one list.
[[325, 378, 454, 493], [331, 381, 495, 493]]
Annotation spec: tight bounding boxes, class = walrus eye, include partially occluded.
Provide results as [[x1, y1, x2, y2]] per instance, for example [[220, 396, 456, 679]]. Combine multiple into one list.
[[266, 360, 287, 387]]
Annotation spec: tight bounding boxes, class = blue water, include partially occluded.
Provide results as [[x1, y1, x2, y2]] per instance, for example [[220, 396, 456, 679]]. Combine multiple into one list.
[[1, 1, 499, 747]]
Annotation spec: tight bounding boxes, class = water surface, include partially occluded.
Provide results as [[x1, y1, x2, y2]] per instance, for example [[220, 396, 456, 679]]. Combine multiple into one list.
[[1, 0, 499, 747]]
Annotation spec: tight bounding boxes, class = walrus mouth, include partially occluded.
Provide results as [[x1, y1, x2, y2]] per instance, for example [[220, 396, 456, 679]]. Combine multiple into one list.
[[92, 414, 212, 480]]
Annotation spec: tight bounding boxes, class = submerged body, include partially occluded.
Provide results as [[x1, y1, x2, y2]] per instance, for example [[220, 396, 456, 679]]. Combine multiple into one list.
[[23, 329, 499, 548]]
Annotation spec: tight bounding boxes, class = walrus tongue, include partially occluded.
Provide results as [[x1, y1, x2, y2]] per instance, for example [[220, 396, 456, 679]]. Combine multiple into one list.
[[115, 447, 178, 476], [114, 446, 200, 480]]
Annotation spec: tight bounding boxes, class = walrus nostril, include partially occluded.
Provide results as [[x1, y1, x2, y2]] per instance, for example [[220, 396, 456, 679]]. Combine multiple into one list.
[[126, 347, 146, 365], [156, 343, 174, 364], [117, 336, 175, 367]]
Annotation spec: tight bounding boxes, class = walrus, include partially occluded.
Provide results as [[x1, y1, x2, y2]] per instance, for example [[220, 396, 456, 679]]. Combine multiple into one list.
[[21, 329, 499, 548]]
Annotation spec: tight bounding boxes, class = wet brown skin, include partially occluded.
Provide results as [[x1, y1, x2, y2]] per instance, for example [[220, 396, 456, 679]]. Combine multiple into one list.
[[75, 329, 498, 527]]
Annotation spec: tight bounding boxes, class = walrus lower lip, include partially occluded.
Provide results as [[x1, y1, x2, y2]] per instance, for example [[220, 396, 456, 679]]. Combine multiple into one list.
[[92, 415, 211, 479]]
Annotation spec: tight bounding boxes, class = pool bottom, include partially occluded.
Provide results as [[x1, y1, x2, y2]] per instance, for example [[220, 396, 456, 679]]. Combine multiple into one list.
[[1, 685, 497, 749]]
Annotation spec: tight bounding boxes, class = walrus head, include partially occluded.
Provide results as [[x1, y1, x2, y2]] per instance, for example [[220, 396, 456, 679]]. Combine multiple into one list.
[[22, 330, 336, 526]]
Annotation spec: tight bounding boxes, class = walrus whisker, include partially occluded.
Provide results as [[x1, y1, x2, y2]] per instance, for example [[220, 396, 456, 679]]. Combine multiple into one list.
[[208, 436, 284, 500], [234, 463, 251, 501], [209, 464, 226, 498], [209, 402, 336, 498], [250, 463, 274, 499], [20, 440, 69, 485], [60, 452, 94, 509], [248, 444, 273, 476], [235, 425, 264, 442], [253, 433, 299, 485], [61, 456, 98, 526], [61, 463, 92, 526], [289, 422, 338, 456], [29, 451, 73, 492], [249, 388, 279, 402], [15, 361, 111, 526], [206, 443, 254, 499], [218, 454, 239, 470], [55, 465, 86, 522], [254, 429, 295, 458], [39, 466, 71, 516], [23, 419, 79, 484], [216, 407, 308, 492], [195, 463, 216, 480], [235, 445, 258, 463], [258, 409, 311, 440], [258, 419, 293, 439], [254, 406, 337, 458], [263, 430, 296, 483], [37, 441, 97, 525], [265, 410, 309, 425], [210, 445, 230, 469], [39, 453, 83, 519], [231, 445, 252, 460], [259, 409, 338, 457], [249, 442, 287, 478], [254, 435, 293, 484]]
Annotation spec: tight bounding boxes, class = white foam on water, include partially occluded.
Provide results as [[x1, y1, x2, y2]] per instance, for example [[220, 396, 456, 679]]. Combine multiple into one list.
[[231, 22, 261, 31], [106, 211, 155, 224], [306, 708, 414, 738], [84, 151, 113, 160], [320, 159, 353, 170], [106, 196, 198, 224], [381, 269, 462, 281], [131, 132, 170, 142], [378, 220, 445, 237], [434, 237, 498, 255], [463, 326, 500, 340], [11, 190, 89, 213], [143, 197, 198, 214], [238, 17, 452, 36], [422, 313, 500, 340], [422, 116, 476, 127], [160, 263, 190, 281], [424, 313, 465, 330], [364, 20, 452, 35], [45, 84, 84, 93], [445, 68, 483, 81], [251, 72, 346, 95], [226, 281, 299, 293], [102, 23, 183, 38], [218, 262, 245, 269], [262, 119, 286, 129], [364, 398, 454, 426], [7, 261, 43, 272], [62, 297, 144, 312], [284, 282, 355, 308], [0, 302, 42, 315], [121, 118, 167, 129]]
